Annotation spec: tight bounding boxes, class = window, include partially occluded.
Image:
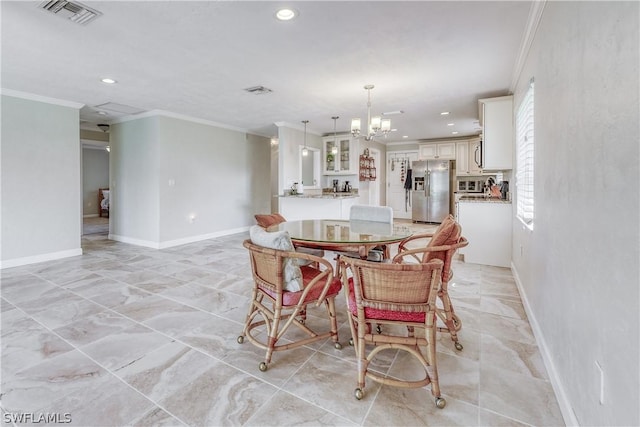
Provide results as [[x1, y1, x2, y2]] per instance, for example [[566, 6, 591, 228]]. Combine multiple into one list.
[[516, 79, 534, 227]]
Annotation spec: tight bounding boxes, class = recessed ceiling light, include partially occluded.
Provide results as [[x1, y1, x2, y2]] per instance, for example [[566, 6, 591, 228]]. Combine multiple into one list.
[[402, 135, 409, 139], [447, 123, 454, 126], [100, 77, 117, 84], [276, 8, 297, 21], [97, 111, 107, 115], [451, 131, 459, 135], [440, 111, 450, 116]]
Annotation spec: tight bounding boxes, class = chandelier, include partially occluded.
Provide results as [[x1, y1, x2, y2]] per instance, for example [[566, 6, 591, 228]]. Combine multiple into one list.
[[351, 85, 391, 141]]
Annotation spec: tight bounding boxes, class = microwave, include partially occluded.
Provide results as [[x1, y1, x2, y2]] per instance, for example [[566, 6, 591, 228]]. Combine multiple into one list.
[[457, 179, 483, 193]]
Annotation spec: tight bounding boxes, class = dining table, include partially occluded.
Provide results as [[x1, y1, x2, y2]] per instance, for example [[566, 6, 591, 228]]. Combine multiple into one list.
[[267, 219, 413, 260]]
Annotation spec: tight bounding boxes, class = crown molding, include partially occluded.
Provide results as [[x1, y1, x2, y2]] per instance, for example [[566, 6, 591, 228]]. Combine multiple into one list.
[[0, 88, 84, 109], [510, 0, 547, 92], [274, 121, 322, 136], [110, 109, 252, 135]]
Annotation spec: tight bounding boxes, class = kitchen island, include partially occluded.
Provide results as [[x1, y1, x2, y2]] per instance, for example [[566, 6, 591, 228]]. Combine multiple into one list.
[[278, 193, 359, 221], [457, 196, 512, 267]]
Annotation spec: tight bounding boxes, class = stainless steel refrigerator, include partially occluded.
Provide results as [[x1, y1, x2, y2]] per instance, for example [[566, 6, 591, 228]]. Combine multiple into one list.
[[411, 160, 454, 223]]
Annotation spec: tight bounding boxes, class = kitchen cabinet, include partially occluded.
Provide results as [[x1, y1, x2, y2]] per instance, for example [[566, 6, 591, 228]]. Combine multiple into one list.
[[457, 200, 512, 267], [478, 96, 513, 170], [456, 138, 482, 176], [323, 135, 358, 175], [418, 142, 455, 160], [469, 139, 482, 175]]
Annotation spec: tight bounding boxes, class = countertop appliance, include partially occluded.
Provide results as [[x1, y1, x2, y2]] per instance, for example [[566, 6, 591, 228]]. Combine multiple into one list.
[[411, 160, 454, 223], [500, 180, 509, 200]]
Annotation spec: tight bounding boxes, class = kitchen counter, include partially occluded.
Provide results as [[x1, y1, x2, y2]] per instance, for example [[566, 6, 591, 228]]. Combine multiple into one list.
[[457, 200, 512, 267], [278, 193, 359, 220], [457, 194, 511, 204], [278, 193, 358, 199]]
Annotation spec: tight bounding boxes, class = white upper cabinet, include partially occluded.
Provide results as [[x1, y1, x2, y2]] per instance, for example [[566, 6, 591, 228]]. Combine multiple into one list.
[[323, 135, 358, 175], [469, 138, 482, 175], [456, 138, 482, 176], [456, 141, 469, 175], [478, 96, 513, 170], [418, 142, 455, 160]]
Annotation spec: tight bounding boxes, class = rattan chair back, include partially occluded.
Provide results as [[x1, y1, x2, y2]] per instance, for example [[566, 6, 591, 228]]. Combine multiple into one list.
[[239, 239, 342, 372], [340, 255, 447, 408]]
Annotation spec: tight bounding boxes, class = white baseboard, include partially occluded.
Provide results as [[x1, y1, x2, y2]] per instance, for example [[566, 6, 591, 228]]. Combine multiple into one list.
[[0, 248, 83, 269], [83, 214, 99, 218], [109, 226, 250, 250], [108, 234, 160, 249], [157, 226, 250, 249], [511, 262, 578, 427]]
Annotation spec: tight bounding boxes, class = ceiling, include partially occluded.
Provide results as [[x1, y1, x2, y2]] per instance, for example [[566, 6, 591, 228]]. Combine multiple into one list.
[[1, 1, 534, 143]]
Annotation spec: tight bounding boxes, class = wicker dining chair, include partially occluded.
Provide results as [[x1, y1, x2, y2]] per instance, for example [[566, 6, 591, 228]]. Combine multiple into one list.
[[239, 233, 342, 372], [339, 255, 446, 408], [392, 214, 469, 351]]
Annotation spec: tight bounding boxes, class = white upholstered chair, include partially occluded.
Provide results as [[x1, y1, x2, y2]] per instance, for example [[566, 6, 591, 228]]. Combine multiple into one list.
[[343, 205, 394, 262], [349, 204, 394, 223]]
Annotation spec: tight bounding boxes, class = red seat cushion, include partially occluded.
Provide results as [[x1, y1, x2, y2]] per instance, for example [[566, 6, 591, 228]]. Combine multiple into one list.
[[260, 265, 342, 306], [347, 279, 426, 323]]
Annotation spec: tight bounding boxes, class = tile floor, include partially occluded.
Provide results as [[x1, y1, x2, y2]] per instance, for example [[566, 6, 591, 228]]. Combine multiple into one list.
[[82, 216, 109, 236], [1, 222, 565, 426]]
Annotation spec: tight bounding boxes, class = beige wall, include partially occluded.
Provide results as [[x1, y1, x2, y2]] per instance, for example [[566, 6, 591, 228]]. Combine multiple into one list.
[[109, 113, 271, 248], [511, 2, 639, 425], [1, 93, 82, 267]]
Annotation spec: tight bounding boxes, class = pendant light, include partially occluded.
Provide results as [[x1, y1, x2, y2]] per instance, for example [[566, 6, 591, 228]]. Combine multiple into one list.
[[331, 116, 339, 155], [301, 120, 309, 156]]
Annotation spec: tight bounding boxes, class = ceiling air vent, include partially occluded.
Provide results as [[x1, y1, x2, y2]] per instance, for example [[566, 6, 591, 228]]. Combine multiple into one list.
[[244, 86, 273, 95], [39, 0, 102, 25]]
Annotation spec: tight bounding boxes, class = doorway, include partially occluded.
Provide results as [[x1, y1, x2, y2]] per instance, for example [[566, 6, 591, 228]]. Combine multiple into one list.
[[81, 139, 110, 235]]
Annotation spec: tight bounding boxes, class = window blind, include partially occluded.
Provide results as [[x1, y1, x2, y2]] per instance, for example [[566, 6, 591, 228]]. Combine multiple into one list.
[[516, 81, 534, 226]]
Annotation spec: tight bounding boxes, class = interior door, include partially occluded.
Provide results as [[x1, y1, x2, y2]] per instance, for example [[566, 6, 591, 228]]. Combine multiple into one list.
[[386, 151, 418, 219]]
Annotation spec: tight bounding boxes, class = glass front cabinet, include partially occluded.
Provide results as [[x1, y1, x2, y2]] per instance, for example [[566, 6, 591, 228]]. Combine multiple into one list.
[[323, 135, 357, 174]]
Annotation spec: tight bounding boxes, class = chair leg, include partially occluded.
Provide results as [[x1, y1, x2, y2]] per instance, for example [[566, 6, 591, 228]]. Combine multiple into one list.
[[355, 324, 367, 399], [238, 289, 261, 344], [325, 297, 342, 349], [438, 282, 463, 351], [425, 313, 446, 408]]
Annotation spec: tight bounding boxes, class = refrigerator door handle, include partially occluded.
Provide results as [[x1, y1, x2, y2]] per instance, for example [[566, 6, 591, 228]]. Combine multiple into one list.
[[425, 170, 430, 196]]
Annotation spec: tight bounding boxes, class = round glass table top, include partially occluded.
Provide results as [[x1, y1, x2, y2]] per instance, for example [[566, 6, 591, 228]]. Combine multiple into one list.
[[268, 219, 412, 245]]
